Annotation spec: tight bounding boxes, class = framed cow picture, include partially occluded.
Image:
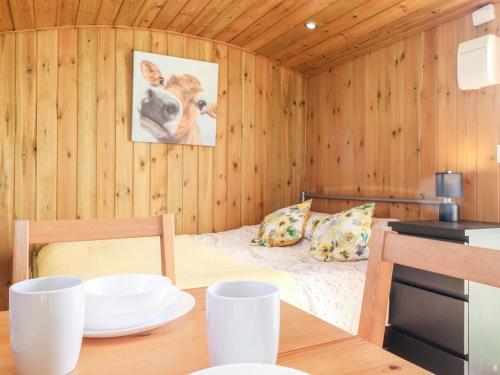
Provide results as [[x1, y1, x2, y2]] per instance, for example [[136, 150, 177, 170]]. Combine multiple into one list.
[[131, 50, 218, 146]]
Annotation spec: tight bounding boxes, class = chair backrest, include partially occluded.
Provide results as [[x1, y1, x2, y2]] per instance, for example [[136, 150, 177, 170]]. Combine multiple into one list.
[[359, 228, 500, 346], [12, 214, 175, 284]]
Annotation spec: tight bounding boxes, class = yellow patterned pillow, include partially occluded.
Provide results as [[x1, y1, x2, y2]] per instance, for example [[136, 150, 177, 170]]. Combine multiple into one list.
[[309, 203, 375, 262], [251, 200, 312, 247], [304, 212, 332, 239]]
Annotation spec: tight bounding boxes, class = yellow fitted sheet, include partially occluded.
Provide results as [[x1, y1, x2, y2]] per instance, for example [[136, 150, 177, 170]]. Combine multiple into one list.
[[36, 235, 300, 306]]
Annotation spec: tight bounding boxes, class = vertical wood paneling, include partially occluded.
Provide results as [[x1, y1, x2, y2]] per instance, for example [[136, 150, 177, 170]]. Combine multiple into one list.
[[166, 33, 185, 234], [197, 39, 214, 233], [96, 28, 116, 218], [57, 28, 78, 219], [437, 21, 458, 172], [292, 74, 306, 206], [132, 30, 151, 217], [0, 33, 15, 305], [353, 57, 365, 199], [339, 62, 354, 211], [268, 62, 282, 212], [305, 74, 320, 201], [280, 67, 293, 209], [455, 15, 476, 221], [227, 47, 242, 229], [376, 48, 391, 218], [418, 29, 438, 220], [254, 56, 268, 222], [320, 67, 333, 212], [403, 36, 420, 220], [241, 51, 255, 226], [77, 28, 97, 219], [115, 28, 134, 218], [364, 52, 378, 206], [212, 43, 228, 232], [329, 66, 341, 213], [0, 27, 307, 309], [305, 9, 500, 222], [36, 30, 58, 221], [389, 41, 405, 218], [182, 37, 199, 234], [150, 31, 169, 216], [15, 32, 37, 222]]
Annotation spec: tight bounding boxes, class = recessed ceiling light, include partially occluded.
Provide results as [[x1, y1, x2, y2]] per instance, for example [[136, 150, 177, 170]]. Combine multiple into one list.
[[305, 21, 317, 30]]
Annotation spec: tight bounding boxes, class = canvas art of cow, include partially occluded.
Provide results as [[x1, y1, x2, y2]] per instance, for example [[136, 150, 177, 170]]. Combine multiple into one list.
[[132, 51, 219, 146]]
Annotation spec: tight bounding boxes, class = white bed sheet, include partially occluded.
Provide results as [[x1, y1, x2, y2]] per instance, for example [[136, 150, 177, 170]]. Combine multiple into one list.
[[193, 218, 394, 335]]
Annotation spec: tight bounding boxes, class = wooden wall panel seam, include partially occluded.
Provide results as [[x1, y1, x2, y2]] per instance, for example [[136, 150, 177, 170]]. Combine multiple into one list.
[[0, 32, 16, 305], [57, 28, 78, 219]]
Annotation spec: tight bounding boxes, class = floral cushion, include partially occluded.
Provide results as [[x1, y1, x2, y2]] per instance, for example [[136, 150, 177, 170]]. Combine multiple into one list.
[[309, 203, 375, 262], [304, 212, 333, 239], [251, 200, 312, 247]]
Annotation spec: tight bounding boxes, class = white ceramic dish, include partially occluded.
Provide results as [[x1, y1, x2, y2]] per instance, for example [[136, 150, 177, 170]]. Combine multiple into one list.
[[84, 274, 172, 316], [84, 285, 180, 330], [190, 364, 309, 375], [83, 290, 195, 338]]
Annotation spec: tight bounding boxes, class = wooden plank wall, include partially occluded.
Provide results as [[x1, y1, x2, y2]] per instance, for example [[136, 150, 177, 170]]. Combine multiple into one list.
[[306, 7, 500, 221], [0, 26, 307, 308]]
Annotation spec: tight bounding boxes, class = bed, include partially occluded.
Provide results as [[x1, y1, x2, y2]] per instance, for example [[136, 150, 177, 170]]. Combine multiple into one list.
[[35, 215, 394, 335]]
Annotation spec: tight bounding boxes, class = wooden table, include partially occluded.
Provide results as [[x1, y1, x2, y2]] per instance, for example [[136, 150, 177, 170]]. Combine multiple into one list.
[[0, 288, 428, 374]]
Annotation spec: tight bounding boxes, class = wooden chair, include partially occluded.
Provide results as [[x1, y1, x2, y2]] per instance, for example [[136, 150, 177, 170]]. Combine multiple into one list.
[[359, 228, 500, 347], [12, 214, 176, 284]]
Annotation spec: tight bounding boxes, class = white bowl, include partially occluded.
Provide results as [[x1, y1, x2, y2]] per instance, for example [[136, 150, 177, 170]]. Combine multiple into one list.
[[190, 364, 309, 375], [85, 286, 180, 330], [84, 274, 172, 316]]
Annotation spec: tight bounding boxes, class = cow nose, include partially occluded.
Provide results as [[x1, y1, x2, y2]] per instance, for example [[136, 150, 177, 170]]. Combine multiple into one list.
[[164, 102, 179, 117]]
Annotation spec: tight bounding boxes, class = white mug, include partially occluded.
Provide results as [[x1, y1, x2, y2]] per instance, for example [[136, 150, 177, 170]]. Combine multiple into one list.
[[9, 276, 85, 375], [206, 281, 280, 366]]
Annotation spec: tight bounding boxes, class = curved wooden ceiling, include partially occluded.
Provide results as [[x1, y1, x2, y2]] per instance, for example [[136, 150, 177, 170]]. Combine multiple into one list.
[[0, 0, 495, 75]]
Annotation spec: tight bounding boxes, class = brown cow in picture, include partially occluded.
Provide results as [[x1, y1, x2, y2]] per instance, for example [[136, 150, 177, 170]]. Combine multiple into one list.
[[138, 60, 217, 145]]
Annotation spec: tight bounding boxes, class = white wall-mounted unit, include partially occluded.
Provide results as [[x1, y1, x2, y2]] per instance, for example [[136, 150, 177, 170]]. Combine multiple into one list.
[[472, 4, 496, 26], [457, 34, 500, 90]]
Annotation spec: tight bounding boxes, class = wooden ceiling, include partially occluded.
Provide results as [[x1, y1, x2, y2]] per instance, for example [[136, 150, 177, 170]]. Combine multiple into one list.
[[0, 0, 496, 75]]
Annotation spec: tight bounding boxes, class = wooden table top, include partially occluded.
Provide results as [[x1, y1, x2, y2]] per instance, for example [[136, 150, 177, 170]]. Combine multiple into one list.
[[0, 288, 428, 374]]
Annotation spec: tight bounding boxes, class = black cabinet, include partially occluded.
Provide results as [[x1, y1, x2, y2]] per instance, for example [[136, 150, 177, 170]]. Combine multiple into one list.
[[390, 281, 467, 356], [392, 264, 467, 299], [385, 220, 500, 375], [385, 328, 467, 374]]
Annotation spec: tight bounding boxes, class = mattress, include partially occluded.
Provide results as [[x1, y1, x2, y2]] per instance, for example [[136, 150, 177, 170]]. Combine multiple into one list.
[[193, 218, 394, 334], [36, 235, 301, 307], [193, 225, 367, 334], [36, 218, 394, 335]]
